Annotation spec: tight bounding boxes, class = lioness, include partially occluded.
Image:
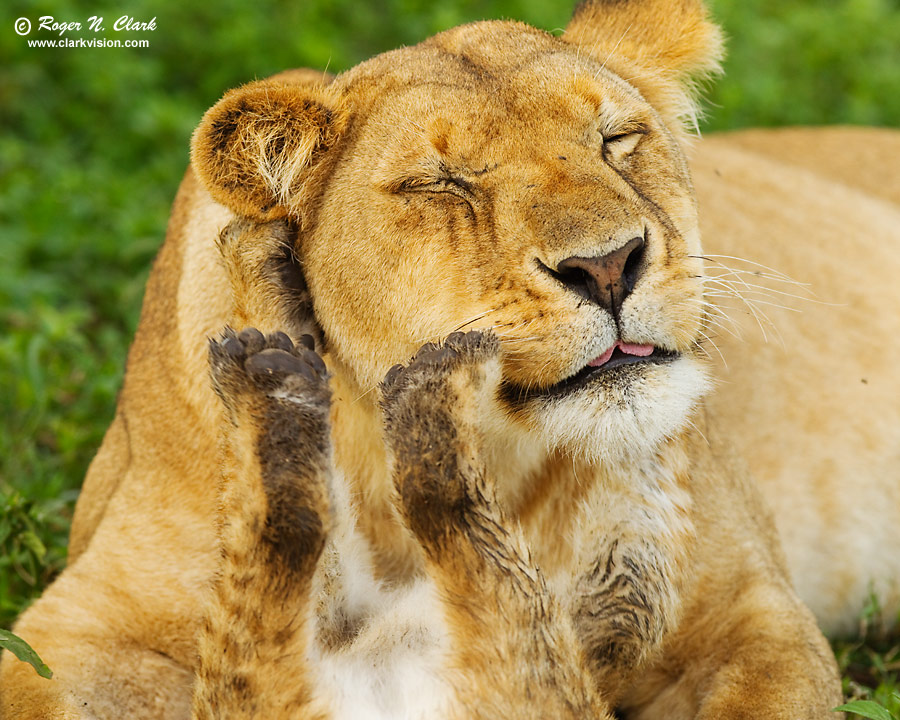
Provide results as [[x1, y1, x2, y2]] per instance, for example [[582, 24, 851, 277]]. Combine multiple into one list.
[[3, 0, 900, 717]]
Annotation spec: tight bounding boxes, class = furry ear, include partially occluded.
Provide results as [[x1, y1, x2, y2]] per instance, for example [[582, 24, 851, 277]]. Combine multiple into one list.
[[563, 0, 724, 132], [191, 77, 348, 220]]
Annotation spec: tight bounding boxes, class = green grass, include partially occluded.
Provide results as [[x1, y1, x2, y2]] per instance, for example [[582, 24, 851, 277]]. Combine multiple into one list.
[[834, 592, 900, 717], [2, 0, 898, 712]]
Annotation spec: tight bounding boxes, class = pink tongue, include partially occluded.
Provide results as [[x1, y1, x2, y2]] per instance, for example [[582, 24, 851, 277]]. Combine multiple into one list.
[[587, 346, 615, 367], [618, 342, 654, 357], [587, 341, 654, 367]]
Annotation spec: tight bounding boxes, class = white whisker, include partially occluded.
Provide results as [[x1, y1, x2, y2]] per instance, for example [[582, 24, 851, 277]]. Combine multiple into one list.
[[352, 383, 380, 404], [693, 253, 799, 283], [684, 417, 710, 448], [595, 24, 633, 78], [696, 329, 727, 368], [703, 282, 773, 343], [702, 311, 743, 341]]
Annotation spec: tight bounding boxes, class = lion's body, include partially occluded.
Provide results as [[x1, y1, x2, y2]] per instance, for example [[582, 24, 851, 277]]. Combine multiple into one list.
[[697, 127, 900, 633], [2, 2, 898, 717]]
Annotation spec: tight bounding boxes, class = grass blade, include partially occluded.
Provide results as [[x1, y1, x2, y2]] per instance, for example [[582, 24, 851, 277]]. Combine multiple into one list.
[[0, 629, 53, 679], [833, 700, 896, 720]]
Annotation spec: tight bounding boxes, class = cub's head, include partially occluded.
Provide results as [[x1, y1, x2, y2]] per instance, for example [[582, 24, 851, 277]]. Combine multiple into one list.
[[191, 0, 723, 465]]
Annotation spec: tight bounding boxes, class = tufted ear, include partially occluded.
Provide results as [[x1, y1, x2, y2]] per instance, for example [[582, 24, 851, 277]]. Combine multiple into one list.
[[191, 76, 348, 221], [563, 0, 724, 132]]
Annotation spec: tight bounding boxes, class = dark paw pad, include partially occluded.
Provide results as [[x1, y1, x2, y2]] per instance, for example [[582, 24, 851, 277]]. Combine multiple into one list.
[[380, 330, 499, 397], [209, 327, 328, 409]]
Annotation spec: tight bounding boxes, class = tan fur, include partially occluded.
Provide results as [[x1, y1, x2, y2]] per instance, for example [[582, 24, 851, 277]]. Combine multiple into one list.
[[695, 127, 900, 635], [3, 0, 898, 717]]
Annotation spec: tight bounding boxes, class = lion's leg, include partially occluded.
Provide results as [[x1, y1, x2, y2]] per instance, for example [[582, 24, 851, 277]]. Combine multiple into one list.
[[1, 577, 193, 719], [216, 218, 320, 343], [621, 577, 843, 720], [615, 437, 843, 719], [568, 532, 679, 702], [688, 591, 842, 720], [379, 331, 612, 720], [192, 328, 333, 719], [563, 467, 696, 705]]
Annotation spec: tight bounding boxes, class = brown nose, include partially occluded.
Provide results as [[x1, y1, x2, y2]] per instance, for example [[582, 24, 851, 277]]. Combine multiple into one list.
[[555, 236, 645, 317]]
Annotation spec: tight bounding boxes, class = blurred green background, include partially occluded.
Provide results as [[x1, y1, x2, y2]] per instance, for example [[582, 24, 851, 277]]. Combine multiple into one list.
[[1, 0, 899, 710]]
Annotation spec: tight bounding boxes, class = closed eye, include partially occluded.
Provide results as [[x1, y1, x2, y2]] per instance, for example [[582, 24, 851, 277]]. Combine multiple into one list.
[[394, 175, 476, 202], [603, 131, 644, 158]]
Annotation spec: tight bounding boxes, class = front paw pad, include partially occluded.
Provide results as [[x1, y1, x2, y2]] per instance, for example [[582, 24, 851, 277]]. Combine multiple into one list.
[[380, 330, 500, 403], [209, 327, 329, 416]]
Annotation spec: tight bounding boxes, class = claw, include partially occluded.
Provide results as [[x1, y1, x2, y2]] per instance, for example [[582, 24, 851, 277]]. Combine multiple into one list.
[[238, 327, 265, 354], [267, 331, 294, 352]]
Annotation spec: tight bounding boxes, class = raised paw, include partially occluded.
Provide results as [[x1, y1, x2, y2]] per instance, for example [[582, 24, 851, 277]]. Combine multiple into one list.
[[379, 329, 500, 447], [209, 327, 328, 417], [381, 330, 500, 398], [379, 330, 500, 550], [209, 327, 333, 577]]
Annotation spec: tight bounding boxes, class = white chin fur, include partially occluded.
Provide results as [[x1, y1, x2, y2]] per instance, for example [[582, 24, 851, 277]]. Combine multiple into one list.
[[528, 355, 711, 463]]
